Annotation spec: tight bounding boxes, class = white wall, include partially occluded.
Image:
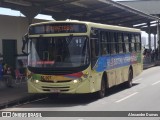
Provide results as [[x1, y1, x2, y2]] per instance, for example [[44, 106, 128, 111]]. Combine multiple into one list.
[[0, 15, 47, 55]]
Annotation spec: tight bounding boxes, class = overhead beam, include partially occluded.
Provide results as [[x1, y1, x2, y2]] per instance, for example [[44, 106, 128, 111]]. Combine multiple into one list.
[[20, 6, 41, 24], [3, 0, 32, 6], [115, 17, 148, 25], [98, 0, 159, 20], [88, 9, 124, 19], [69, 4, 112, 15], [44, 0, 81, 9], [52, 12, 70, 20], [93, 12, 136, 22]]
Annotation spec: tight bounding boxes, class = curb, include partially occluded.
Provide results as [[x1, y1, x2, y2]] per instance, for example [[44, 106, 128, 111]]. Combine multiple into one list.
[[0, 94, 46, 110], [143, 64, 156, 70]]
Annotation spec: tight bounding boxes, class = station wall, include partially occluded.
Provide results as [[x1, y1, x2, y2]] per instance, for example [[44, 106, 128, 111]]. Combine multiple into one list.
[[0, 15, 47, 56]]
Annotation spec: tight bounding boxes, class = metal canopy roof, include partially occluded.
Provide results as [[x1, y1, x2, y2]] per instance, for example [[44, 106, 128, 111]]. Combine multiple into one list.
[[0, 0, 159, 28], [141, 26, 157, 35]]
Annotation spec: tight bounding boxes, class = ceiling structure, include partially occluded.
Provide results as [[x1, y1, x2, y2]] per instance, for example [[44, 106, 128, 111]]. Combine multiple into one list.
[[118, 0, 160, 34], [119, 0, 160, 16], [0, 0, 159, 30]]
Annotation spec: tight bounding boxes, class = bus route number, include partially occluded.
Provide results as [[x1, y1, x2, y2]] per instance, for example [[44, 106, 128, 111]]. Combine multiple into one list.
[[41, 76, 52, 81]]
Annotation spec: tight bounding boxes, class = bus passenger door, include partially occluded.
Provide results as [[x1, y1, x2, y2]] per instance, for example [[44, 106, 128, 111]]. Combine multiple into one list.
[[107, 32, 117, 87], [90, 29, 101, 90]]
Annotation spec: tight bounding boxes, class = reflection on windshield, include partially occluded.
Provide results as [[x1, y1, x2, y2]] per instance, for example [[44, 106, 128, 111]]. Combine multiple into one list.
[[28, 36, 89, 68]]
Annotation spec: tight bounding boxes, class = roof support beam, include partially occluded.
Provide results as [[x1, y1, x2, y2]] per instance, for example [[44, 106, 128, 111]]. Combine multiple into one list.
[[115, 17, 148, 25], [89, 9, 124, 19], [52, 12, 70, 20], [44, 0, 81, 9], [20, 6, 41, 24], [94, 13, 135, 22], [98, 0, 158, 20], [70, 4, 112, 15]]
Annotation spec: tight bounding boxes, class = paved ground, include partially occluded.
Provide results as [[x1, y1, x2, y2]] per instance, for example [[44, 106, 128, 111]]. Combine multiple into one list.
[[0, 80, 29, 108], [143, 63, 155, 69], [4, 66, 160, 120], [0, 61, 158, 109]]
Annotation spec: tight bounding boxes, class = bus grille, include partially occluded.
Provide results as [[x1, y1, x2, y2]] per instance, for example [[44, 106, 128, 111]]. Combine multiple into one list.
[[40, 80, 72, 83], [42, 86, 70, 92]]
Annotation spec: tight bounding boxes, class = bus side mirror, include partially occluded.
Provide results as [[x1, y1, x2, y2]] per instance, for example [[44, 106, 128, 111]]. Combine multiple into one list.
[[22, 34, 29, 55]]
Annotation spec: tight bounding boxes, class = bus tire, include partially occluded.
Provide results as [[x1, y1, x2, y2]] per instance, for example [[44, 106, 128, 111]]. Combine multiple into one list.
[[96, 77, 106, 98], [125, 69, 133, 88]]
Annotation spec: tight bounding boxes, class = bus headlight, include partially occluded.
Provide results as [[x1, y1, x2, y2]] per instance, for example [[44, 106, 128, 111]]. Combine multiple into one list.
[[31, 79, 39, 83], [35, 80, 39, 83], [73, 79, 78, 84], [73, 78, 82, 84]]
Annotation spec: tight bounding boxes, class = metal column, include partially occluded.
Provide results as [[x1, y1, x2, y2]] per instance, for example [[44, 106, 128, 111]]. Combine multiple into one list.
[[157, 21, 160, 59], [154, 34, 156, 50], [147, 22, 151, 50]]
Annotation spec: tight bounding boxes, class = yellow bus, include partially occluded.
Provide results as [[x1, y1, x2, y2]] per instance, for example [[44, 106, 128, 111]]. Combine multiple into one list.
[[23, 20, 142, 98]]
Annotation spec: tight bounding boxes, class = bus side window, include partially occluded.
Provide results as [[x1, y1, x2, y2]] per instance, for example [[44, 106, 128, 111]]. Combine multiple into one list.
[[100, 31, 109, 55], [91, 38, 100, 68], [117, 33, 123, 54], [124, 34, 130, 53], [109, 32, 116, 54], [130, 34, 136, 52], [114, 33, 119, 54], [91, 38, 99, 57], [135, 34, 141, 52]]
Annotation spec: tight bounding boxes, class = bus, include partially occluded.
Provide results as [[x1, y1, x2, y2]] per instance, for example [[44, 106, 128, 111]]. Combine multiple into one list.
[[22, 20, 142, 98]]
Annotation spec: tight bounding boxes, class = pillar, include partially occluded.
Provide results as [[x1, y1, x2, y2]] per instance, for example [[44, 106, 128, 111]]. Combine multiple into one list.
[[157, 21, 160, 59], [20, 6, 41, 25], [147, 22, 151, 50], [52, 12, 70, 21], [154, 34, 156, 50]]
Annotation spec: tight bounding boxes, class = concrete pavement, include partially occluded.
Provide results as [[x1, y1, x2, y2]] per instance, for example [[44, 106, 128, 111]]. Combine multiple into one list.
[[0, 80, 43, 109], [0, 61, 159, 110]]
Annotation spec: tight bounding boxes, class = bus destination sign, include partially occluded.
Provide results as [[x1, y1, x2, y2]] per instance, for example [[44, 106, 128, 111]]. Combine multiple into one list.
[[29, 23, 87, 35]]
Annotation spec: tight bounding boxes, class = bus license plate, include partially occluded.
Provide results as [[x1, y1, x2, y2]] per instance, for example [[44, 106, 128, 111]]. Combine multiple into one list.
[[50, 89, 60, 93]]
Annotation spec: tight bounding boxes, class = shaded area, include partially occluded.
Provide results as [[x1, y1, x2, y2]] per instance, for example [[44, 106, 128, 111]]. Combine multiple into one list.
[[0, 0, 158, 28], [15, 83, 139, 108]]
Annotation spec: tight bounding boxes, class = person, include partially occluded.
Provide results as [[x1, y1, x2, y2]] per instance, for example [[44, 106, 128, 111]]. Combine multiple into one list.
[[102, 47, 107, 55], [0, 62, 2, 80], [3, 64, 14, 88], [155, 48, 158, 60], [151, 50, 155, 62], [143, 47, 147, 56], [18, 60, 26, 75]]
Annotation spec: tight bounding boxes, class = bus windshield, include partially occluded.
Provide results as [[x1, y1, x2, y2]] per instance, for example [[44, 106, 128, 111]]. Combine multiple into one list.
[[28, 36, 89, 69]]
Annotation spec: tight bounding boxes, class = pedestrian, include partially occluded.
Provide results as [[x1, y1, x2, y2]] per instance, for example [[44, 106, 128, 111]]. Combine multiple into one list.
[[143, 47, 147, 56], [151, 50, 155, 62], [3, 64, 14, 88], [0, 61, 3, 80], [155, 48, 158, 60]]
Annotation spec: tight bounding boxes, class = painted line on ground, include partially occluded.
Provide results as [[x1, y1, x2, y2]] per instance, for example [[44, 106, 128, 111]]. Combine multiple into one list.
[[152, 81, 160, 85], [115, 92, 138, 103], [134, 78, 143, 82], [30, 97, 48, 103]]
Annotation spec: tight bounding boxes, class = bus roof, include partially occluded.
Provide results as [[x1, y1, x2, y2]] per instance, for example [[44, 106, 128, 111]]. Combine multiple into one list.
[[30, 20, 141, 33]]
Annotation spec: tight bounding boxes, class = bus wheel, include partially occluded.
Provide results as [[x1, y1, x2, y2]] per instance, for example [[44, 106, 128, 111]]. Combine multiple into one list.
[[97, 78, 106, 98], [126, 69, 133, 88]]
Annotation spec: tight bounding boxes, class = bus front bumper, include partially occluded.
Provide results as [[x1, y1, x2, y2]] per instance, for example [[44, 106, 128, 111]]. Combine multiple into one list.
[[28, 78, 93, 94]]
